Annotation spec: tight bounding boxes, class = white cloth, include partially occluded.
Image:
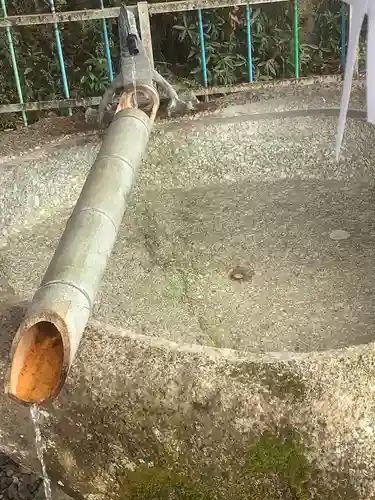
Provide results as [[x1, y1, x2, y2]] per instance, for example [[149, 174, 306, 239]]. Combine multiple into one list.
[[337, 0, 375, 158]]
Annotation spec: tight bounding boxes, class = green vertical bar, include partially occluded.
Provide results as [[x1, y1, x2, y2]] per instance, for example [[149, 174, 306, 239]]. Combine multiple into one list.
[[1, 0, 28, 125], [293, 0, 299, 78], [48, 0, 72, 116]]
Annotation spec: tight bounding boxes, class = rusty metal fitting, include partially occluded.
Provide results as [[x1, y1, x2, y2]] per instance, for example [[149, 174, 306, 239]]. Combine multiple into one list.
[[115, 83, 160, 121]]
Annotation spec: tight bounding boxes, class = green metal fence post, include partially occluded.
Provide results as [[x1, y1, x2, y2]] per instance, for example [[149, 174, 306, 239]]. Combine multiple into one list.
[[1, 0, 28, 126], [293, 0, 299, 78]]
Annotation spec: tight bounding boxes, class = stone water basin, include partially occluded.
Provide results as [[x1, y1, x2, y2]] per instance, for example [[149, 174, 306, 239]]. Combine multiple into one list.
[[2, 101, 375, 354], [2, 86, 375, 500]]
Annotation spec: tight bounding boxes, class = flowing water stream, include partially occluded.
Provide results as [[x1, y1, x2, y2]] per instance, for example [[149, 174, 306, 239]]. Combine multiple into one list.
[[30, 404, 52, 500]]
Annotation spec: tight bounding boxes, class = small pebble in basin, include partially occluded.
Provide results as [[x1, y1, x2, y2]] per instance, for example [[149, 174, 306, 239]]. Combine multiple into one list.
[[329, 229, 351, 241]]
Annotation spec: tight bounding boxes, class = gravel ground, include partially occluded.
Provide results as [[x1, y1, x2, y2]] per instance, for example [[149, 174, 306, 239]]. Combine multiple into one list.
[[0, 454, 41, 500]]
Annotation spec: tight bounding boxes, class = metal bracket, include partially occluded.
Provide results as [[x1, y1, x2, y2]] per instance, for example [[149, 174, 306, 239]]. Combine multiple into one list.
[[137, 1, 154, 69], [118, 4, 153, 88]]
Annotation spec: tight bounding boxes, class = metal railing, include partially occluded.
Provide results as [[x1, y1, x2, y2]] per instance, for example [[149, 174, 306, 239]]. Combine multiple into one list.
[[0, 0, 353, 125]]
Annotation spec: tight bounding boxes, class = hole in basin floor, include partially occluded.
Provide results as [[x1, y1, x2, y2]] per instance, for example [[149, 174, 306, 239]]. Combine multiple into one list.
[[3, 177, 375, 354]]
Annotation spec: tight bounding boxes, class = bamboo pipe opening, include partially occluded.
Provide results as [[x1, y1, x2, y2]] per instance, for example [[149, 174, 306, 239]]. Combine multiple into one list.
[[9, 321, 64, 404]]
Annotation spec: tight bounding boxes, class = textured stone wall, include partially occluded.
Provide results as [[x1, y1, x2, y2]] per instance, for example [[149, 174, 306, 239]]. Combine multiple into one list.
[[1, 297, 375, 500]]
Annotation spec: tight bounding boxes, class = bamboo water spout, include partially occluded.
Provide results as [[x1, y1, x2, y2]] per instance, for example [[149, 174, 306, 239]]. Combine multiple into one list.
[[5, 5, 160, 405]]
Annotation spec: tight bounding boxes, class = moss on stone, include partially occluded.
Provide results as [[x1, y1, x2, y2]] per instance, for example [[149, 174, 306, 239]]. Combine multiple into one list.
[[163, 276, 184, 300], [245, 430, 310, 500], [114, 428, 361, 500], [121, 465, 208, 500], [262, 366, 307, 400], [230, 362, 307, 401], [118, 430, 311, 500]]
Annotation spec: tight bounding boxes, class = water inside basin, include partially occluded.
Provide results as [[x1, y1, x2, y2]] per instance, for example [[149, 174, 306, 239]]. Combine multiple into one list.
[[2, 111, 375, 353]]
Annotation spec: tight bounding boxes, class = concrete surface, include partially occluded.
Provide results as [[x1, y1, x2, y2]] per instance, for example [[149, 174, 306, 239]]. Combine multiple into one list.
[[1, 81, 375, 499]]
